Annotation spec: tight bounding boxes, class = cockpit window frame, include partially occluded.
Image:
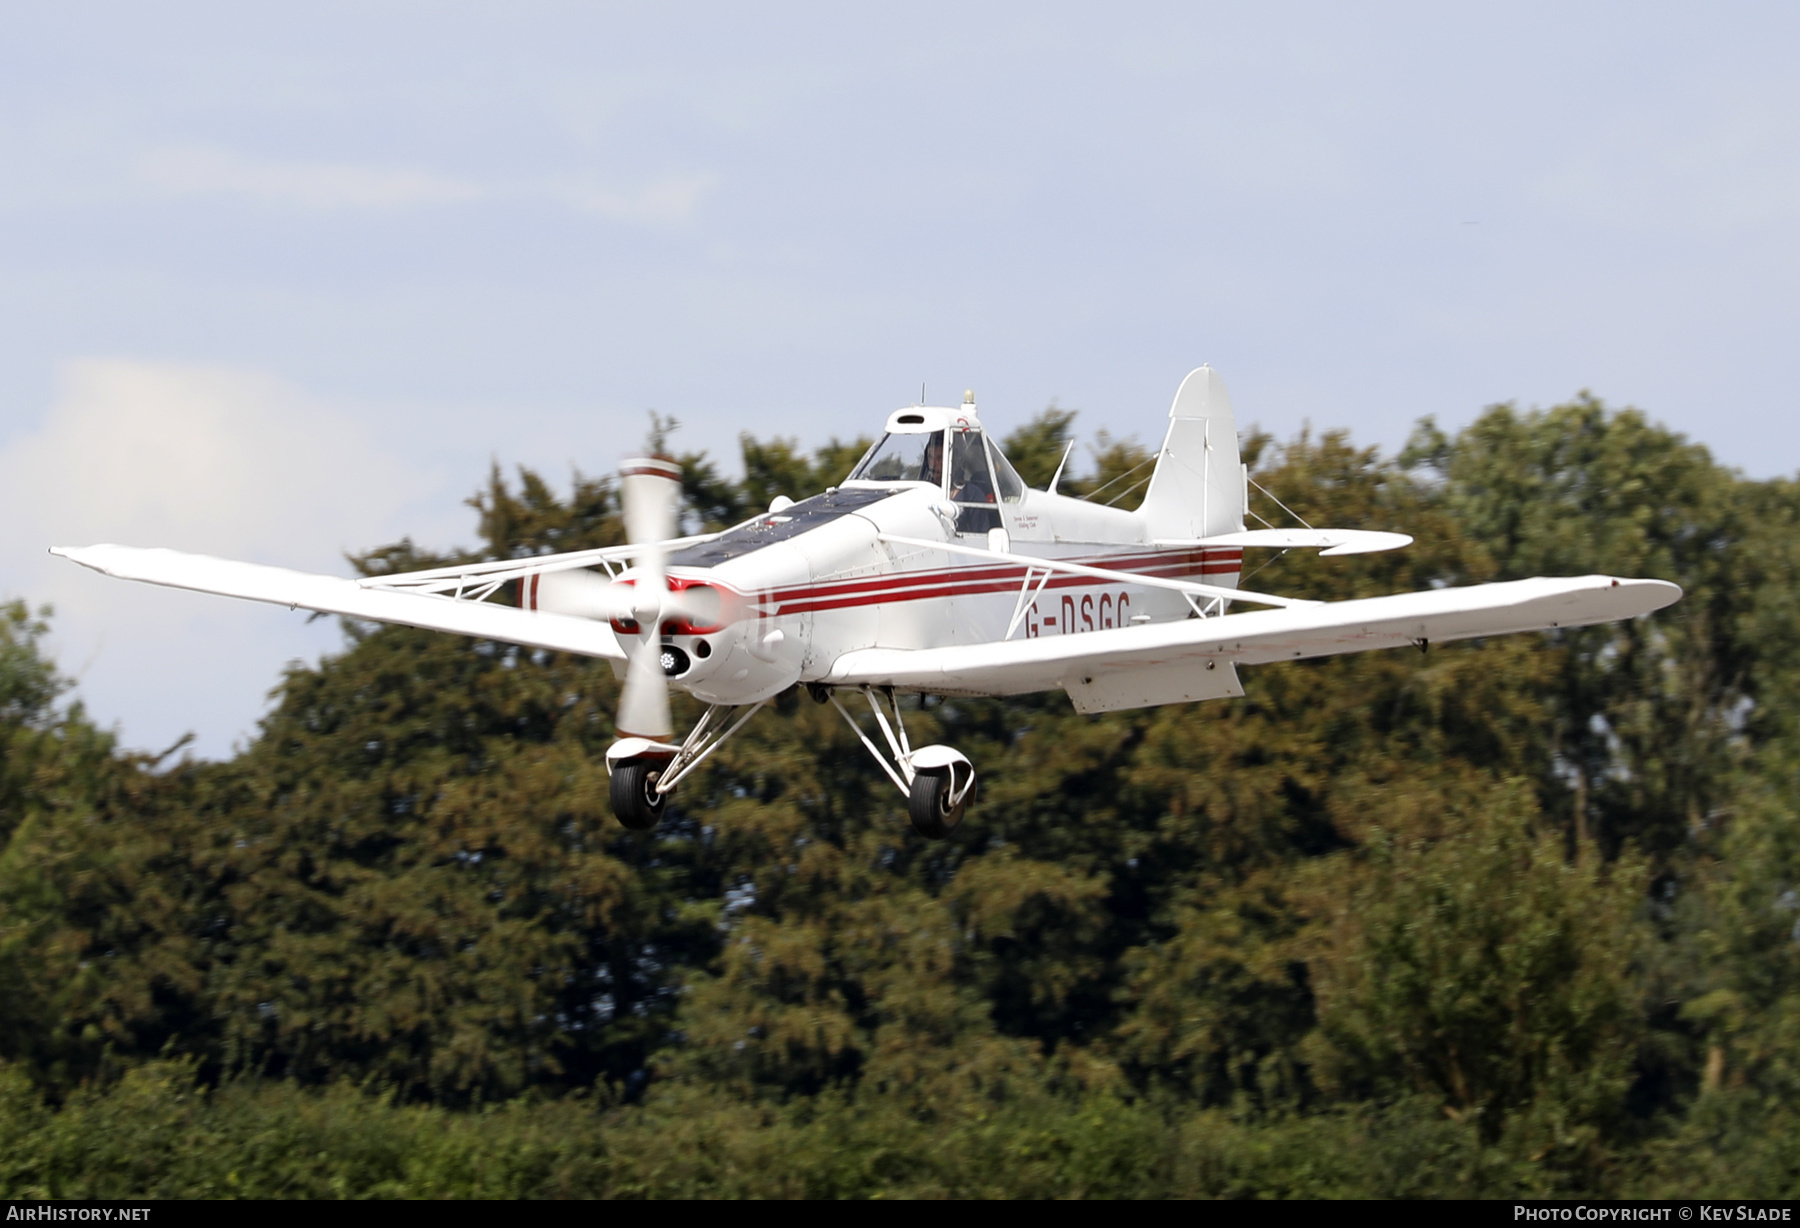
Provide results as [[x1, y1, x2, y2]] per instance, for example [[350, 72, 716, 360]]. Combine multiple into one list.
[[985, 436, 1026, 504], [846, 430, 948, 486]]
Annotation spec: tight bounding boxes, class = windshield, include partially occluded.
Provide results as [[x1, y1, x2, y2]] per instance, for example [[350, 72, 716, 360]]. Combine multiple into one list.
[[848, 431, 945, 484]]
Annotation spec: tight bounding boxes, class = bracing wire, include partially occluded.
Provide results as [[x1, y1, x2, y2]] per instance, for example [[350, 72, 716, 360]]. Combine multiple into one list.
[[1237, 548, 1292, 588], [1238, 472, 1313, 586], [1103, 472, 1154, 507], [1247, 475, 1314, 529], [1078, 454, 1158, 503]]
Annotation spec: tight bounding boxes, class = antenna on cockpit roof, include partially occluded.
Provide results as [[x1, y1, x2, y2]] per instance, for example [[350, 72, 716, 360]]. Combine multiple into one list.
[[920, 382, 926, 405]]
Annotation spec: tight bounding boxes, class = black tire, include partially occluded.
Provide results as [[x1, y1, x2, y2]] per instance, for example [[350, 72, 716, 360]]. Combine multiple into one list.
[[610, 759, 668, 831], [908, 767, 970, 839]]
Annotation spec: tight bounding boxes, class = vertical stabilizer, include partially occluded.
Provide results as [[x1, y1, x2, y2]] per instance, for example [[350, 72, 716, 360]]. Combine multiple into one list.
[[1137, 366, 1244, 541]]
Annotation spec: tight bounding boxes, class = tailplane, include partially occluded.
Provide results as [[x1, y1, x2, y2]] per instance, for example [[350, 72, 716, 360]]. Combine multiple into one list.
[[1137, 365, 1245, 541]]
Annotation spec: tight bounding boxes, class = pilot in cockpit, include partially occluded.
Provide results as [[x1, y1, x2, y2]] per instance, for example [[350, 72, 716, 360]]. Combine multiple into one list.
[[920, 432, 944, 486]]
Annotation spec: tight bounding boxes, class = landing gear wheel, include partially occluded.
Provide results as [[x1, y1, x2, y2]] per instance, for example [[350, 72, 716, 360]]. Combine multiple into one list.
[[610, 759, 668, 831], [908, 767, 969, 839]]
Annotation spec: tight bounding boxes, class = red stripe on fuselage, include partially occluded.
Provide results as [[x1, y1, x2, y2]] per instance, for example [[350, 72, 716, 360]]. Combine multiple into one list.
[[753, 548, 1244, 616], [763, 548, 1239, 598]]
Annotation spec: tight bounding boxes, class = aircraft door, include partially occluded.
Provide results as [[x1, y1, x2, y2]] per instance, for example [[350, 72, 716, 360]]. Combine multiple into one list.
[[948, 429, 1001, 536]]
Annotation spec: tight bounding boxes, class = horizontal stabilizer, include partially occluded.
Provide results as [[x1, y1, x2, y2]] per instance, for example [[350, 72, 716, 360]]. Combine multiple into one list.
[[51, 544, 626, 661], [825, 574, 1681, 707], [1164, 528, 1414, 556]]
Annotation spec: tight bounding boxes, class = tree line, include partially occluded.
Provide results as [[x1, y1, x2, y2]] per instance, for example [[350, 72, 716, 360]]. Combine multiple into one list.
[[2, 398, 1798, 1197]]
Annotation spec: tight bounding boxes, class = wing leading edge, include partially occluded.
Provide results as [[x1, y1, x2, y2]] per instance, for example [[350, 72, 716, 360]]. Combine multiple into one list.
[[52, 544, 627, 661], [824, 575, 1681, 713]]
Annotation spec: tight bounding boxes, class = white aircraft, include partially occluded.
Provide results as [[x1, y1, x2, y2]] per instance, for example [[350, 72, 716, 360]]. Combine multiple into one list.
[[53, 367, 1680, 839]]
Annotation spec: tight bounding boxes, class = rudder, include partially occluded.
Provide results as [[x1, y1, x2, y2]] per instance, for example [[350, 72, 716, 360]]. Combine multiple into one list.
[[1137, 365, 1245, 541]]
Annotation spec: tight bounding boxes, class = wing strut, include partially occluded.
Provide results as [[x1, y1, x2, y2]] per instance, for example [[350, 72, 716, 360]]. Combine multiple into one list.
[[1005, 566, 1057, 640], [358, 531, 726, 596]]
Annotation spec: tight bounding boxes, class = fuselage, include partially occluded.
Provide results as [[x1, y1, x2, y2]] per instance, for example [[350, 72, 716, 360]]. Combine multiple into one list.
[[619, 403, 1243, 706]]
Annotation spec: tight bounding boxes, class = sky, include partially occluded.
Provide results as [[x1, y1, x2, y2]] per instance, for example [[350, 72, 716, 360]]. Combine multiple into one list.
[[2, 2, 1798, 758]]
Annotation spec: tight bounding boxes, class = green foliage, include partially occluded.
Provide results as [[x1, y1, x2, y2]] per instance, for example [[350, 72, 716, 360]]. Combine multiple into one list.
[[739, 435, 874, 512], [1402, 400, 1781, 858], [186, 623, 671, 1102], [1001, 407, 1079, 490], [0, 602, 65, 729], [0, 1059, 1528, 1198], [4, 400, 1800, 1197], [1304, 787, 1649, 1178], [1079, 431, 1156, 509], [468, 464, 622, 559]]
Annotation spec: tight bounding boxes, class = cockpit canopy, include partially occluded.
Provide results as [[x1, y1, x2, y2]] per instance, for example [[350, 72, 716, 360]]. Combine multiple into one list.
[[846, 407, 1026, 514]]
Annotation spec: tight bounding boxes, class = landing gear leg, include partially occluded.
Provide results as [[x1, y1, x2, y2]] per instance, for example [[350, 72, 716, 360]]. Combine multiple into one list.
[[604, 700, 768, 831], [825, 686, 976, 840]]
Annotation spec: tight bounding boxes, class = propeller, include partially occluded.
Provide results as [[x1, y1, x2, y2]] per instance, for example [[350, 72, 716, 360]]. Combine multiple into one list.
[[615, 457, 685, 740], [516, 457, 709, 741]]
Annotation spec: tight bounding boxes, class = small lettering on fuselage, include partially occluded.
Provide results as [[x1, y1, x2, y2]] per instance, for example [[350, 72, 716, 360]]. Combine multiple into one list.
[[1026, 590, 1132, 638]]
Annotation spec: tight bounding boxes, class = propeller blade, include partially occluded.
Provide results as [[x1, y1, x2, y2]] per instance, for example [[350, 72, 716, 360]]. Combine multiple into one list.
[[617, 632, 672, 739], [661, 582, 723, 628], [615, 457, 684, 741], [621, 458, 681, 552], [529, 566, 720, 629], [621, 457, 680, 623], [526, 569, 638, 620]]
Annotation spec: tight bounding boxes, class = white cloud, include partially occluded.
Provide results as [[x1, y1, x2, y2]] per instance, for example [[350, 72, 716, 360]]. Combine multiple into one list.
[[0, 360, 449, 758], [136, 144, 483, 209], [9, 359, 431, 561], [132, 143, 716, 221], [555, 173, 717, 223]]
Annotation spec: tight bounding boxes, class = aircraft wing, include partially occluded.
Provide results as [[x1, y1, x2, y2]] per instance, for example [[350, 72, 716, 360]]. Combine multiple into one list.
[[823, 575, 1681, 713], [52, 544, 627, 661]]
